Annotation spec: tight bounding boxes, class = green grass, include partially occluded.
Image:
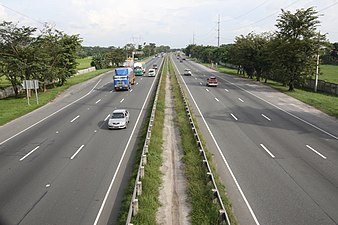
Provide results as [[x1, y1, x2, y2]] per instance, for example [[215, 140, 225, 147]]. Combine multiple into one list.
[[0, 68, 111, 125], [170, 60, 238, 225], [202, 63, 238, 76], [76, 57, 92, 69], [204, 63, 338, 119], [319, 64, 338, 84], [129, 58, 166, 225], [0, 76, 12, 88]]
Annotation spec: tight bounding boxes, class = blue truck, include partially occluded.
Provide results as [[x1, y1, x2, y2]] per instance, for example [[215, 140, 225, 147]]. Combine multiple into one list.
[[113, 68, 135, 91]]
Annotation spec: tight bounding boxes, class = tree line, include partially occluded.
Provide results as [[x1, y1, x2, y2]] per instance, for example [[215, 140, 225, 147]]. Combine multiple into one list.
[[184, 7, 337, 91], [0, 21, 82, 96], [80, 43, 170, 70]]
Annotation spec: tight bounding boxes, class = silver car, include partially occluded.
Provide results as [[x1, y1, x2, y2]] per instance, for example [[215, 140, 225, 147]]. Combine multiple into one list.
[[108, 109, 130, 129]]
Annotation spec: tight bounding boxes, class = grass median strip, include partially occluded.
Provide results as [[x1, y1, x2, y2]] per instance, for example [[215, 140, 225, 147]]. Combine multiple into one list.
[[169, 60, 238, 225], [0, 68, 111, 126], [119, 57, 237, 224]]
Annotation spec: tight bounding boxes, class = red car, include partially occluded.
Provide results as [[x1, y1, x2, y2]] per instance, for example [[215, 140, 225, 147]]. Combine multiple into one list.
[[207, 76, 218, 87]]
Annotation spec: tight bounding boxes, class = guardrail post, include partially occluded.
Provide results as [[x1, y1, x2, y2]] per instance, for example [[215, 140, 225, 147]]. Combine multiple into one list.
[[142, 154, 147, 165], [144, 144, 149, 154], [140, 166, 144, 178], [137, 181, 142, 196], [218, 209, 227, 225], [132, 199, 139, 216], [206, 171, 212, 183], [212, 188, 218, 203]]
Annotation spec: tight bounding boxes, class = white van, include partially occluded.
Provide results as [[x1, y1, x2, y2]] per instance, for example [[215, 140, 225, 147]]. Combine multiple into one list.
[[148, 69, 156, 77]]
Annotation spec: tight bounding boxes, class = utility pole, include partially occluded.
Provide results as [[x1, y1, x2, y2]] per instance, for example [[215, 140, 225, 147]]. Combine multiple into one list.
[[217, 15, 220, 47], [193, 32, 195, 45]]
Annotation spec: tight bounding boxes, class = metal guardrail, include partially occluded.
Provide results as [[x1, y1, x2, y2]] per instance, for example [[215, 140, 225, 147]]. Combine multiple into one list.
[[171, 56, 231, 225], [125, 58, 165, 225]]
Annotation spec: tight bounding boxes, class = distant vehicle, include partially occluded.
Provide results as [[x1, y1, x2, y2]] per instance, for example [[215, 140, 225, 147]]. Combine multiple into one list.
[[148, 68, 156, 77], [133, 62, 145, 76], [113, 68, 135, 91], [153, 64, 158, 69], [108, 109, 130, 129], [183, 69, 192, 76], [206, 76, 218, 87], [179, 59, 183, 63]]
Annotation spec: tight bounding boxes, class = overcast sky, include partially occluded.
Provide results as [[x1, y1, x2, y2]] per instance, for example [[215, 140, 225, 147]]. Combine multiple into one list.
[[1, 0, 337, 48]]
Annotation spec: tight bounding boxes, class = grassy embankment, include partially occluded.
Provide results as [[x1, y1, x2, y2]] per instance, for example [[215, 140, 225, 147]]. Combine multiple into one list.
[[203, 63, 338, 119], [0, 57, 93, 89], [77, 56, 93, 70], [0, 68, 111, 126], [118, 57, 237, 224]]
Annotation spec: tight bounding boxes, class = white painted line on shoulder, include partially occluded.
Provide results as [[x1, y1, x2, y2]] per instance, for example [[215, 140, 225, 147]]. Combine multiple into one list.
[[93, 59, 163, 225], [70, 145, 85, 160], [306, 145, 327, 159], [0, 79, 102, 146], [70, 115, 80, 123], [104, 114, 110, 122], [261, 114, 271, 121], [225, 89, 229, 92], [220, 78, 338, 141], [260, 144, 275, 158], [120, 98, 124, 103], [171, 61, 260, 225], [215, 98, 220, 102], [230, 113, 238, 121], [20, 146, 40, 161], [95, 99, 101, 104], [238, 98, 244, 102]]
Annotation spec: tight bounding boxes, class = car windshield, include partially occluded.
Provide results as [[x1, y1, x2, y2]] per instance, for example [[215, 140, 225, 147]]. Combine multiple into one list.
[[112, 112, 125, 119]]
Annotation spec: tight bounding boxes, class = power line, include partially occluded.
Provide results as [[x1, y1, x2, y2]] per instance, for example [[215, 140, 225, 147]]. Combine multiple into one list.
[[0, 3, 45, 25]]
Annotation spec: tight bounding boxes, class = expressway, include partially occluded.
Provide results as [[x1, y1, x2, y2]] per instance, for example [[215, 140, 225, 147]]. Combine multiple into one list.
[[0, 56, 163, 225], [172, 55, 338, 225]]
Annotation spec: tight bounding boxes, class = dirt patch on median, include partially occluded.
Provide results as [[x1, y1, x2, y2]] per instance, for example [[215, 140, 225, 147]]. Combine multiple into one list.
[[156, 71, 190, 225]]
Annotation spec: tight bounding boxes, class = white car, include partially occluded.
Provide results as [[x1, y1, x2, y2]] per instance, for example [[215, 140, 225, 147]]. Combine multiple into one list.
[[183, 69, 192, 76], [108, 109, 130, 129], [148, 69, 156, 77]]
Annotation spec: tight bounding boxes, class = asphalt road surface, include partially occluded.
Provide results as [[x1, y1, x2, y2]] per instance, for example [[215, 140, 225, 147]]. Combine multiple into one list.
[[172, 55, 338, 225], [0, 56, 163, 225]]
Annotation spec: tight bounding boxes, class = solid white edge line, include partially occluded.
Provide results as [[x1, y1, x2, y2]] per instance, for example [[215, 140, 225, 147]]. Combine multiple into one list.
[[70, 144, 85, 160], [306, 145, 327, 159], [219, 78, 338, 141], [19, 146, 40, 161], [0, 79, 102, 146], [104, 114, 110, 122], [230, 113, 238, 121], [260, 144, 275, 158], [172, 59, 260, 225], [95, 99, 101, 104], [70, 115, 80, 123], [261, 114, 271, 121], [93, 58, 163, 225]]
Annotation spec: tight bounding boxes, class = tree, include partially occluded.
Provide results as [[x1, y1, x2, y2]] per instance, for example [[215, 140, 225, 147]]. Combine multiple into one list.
[[0, 21, 37, 96], [273, 7, 325, 91]]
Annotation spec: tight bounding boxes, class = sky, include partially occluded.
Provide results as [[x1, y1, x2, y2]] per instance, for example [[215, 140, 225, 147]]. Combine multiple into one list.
[[0, 0, 337, 48]]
